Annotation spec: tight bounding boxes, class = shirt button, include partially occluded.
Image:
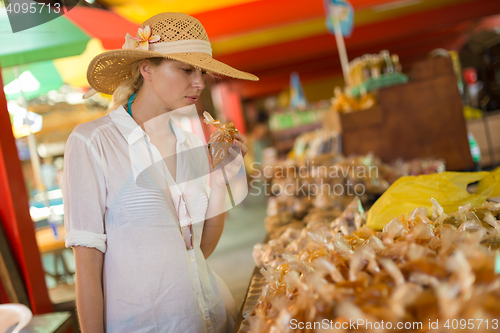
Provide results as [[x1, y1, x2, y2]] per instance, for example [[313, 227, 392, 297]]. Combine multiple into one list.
[[190, 257, 195, 262]]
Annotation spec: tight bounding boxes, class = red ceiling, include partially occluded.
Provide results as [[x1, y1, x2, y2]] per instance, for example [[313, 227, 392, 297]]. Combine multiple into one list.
[[66, 6, 139, 49], [194, 0, 410, 39], [199, 0, 500, 99]]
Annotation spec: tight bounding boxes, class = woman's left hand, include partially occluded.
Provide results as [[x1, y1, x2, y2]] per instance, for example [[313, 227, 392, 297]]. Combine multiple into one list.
[[211, 133, 247, 188], [232, 132, 248, 158]]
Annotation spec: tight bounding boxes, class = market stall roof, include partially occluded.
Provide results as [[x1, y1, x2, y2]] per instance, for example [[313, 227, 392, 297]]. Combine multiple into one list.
[[97, 0, 500, 99], [2, 61, 63, 100], [64, 6, 139, 50], [1, 38, 107, 100]]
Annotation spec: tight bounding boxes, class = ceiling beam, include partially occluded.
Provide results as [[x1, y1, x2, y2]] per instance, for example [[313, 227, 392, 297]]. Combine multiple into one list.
[[237, 20, 474, 76], [232, 34, 467, 98]]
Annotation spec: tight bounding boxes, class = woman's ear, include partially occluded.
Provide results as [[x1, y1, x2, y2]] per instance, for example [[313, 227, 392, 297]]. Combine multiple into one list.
[[139, 60, 153, 82]]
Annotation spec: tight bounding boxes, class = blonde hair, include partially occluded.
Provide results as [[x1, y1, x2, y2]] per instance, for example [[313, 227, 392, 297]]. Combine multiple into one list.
[[108, 57, 163, 111]]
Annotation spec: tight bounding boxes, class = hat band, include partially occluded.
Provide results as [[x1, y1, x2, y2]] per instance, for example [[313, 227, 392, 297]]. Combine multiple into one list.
[[149, 40, 212, 56]]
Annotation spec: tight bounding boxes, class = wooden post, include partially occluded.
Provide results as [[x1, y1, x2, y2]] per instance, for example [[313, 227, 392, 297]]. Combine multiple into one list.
[[0, 218, 31, 307], [0, 65, 53, 313], [329, 3, 351, 87]]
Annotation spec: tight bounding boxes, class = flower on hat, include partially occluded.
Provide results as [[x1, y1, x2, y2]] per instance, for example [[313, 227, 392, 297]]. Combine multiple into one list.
[[130, 25, 161, 51], [122, 33, 136, 50]]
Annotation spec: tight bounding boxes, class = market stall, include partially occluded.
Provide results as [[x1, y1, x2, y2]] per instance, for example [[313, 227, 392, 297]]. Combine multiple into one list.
[[233, 40, 498, 333], [268, 55, 473, 171], [234, 165, 500, 332]]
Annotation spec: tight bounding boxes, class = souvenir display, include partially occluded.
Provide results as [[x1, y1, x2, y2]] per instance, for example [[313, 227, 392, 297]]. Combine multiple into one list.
[[292, 130, 341, 160], [250, 200, 500, 332], [261, 150, 445, 238], [331, 87, 377, 113], [348, 50, 409, 98], [349, 50, 403, 87]]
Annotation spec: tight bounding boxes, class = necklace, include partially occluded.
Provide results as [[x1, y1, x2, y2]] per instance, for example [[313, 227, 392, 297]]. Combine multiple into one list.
[[126, 93, 136, 118]]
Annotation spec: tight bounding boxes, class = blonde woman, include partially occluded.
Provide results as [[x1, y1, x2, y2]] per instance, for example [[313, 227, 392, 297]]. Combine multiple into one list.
[[62, 13, 258, 333]]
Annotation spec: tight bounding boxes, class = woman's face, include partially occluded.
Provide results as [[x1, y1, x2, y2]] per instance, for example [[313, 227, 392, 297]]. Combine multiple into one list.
[[147, 59, 207, 111]]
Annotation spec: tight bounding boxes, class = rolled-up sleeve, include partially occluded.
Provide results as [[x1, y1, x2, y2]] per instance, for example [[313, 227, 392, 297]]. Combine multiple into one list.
[[63, 130, 107, 253]]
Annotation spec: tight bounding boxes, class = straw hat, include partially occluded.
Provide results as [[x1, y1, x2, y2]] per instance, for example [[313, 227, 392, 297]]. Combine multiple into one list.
[[87, 12, 259, 96]]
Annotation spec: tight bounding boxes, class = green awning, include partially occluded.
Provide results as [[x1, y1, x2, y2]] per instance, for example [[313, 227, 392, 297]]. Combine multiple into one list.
[[2, 61, 63, 100], [0, 8, 90, 68]]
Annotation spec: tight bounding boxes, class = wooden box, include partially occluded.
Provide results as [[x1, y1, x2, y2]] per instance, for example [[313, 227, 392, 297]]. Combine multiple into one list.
[[340, 61, 473, 171]]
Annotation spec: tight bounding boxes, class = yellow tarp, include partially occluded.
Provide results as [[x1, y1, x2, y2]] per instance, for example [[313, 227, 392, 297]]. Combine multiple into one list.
[[367, 168, 500, 230], [53, 38, 106, 88]]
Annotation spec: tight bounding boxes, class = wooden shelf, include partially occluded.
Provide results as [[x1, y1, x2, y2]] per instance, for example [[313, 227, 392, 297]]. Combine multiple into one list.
[[270, 122, 323, 155]]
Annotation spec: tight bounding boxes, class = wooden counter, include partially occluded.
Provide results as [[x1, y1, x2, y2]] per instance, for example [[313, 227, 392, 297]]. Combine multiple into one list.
[[233, 266, 265, 333], [35, 225, 73, 283], [35, 225, 66, 254], [5, 312, 73, 333]]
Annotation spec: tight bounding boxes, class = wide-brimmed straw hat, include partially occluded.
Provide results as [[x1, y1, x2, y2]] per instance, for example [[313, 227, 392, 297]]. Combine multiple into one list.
[[87, 12, 259, 96]]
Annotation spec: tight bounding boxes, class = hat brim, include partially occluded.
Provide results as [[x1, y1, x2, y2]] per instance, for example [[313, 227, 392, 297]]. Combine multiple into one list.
[[87, 49, 259, 96]]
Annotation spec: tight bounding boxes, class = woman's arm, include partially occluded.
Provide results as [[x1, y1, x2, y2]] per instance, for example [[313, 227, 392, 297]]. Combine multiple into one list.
[[73, 246, 105, 333], [200, 183, 228, 258], [201, 134, 247, 258]]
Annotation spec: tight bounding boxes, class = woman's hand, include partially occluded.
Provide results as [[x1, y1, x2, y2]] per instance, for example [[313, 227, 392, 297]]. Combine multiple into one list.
[[211, 133, 247, 188], [232, 132, 248, 158], [202, 133, 248, 257]]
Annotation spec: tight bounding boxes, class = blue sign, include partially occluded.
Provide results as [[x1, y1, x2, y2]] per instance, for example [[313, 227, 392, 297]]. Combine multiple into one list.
[[323, 0, 354, 38], [289, 72, 307, 109]]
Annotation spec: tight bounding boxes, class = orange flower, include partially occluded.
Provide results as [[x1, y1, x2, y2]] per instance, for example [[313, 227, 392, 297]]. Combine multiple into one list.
[[130, 25, 161, 50]]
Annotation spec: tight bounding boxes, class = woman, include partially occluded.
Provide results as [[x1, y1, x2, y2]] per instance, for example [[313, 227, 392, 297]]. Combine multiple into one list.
[[63, 12, 258, 333]]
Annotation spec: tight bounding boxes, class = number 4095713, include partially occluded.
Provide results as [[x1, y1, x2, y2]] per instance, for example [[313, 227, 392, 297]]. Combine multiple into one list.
[[4, 2, 61, 14], [443, 319, 498, 330]]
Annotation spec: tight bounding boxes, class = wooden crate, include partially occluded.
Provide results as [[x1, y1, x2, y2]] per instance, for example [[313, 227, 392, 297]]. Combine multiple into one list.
[[340, 63, 473, 171]]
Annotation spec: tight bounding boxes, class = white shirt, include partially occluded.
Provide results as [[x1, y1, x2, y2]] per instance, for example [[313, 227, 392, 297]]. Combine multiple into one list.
[[63, 106, 236, 333]]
